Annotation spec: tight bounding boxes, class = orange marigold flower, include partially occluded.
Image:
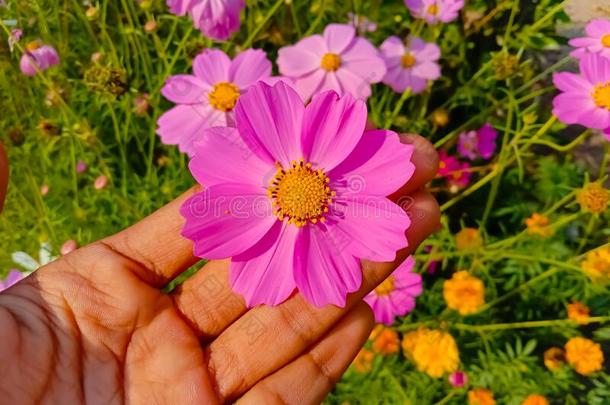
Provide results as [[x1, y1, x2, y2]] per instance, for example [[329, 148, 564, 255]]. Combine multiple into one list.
[[456, 228, 483, 251], [468, 388, 496, 405], [443, 271, 485, 315], [581, 246, 610, 283], [576, 182, 609, 214], [402, 327, 459, 378], [543, 347, 566, 371], [372, 326, 399, 355], [521, 394, 549, 405], [352, 348, 375, 373], [567, 301, 590, 325], [565, 336, 604, 375], [525, 213, 554, 237]]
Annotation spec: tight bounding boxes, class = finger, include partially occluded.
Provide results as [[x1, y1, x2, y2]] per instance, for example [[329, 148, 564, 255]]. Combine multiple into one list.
[[0, 142, 9, 213], [390, 133, 438, 197], [101, 186, 201, 287], [203, 189, 439, 402], [236, 302, 374, 405]]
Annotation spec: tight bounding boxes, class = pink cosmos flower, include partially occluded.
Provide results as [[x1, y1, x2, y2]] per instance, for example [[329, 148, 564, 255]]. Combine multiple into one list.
[[347, 12, 377, 34], [181, 81, 415, 308], [8, 28, 22, 52], [363, 256, 422, 325], [457, 124, 497, 160], [438, 150, 471, 188], [20, 41, 60, 76], [448, 371, 468, 388], [277, 24, 386, 101], [76, 160, 88, 174], [94, 175, 108, 190], [405, 0, 464, 24], [569, 19, 610, 59], [0, 270, 24, 292], [380, 36, 441, 94], [157, 48, 272, 156], [166, 0, 244, 40], [553, 53, 610, 130]]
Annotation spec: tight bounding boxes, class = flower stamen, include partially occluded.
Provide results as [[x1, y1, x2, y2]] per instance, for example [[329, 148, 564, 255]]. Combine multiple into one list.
[[321, 53, 341, 72], [268, 159, 335, 227], [401, 53, 416, 68], [602, 34, 610, 47], [374, 276, 396, 296], [208, 82, 240, 112], [593, 82, 610, 110], [427, 3, 439, 15]]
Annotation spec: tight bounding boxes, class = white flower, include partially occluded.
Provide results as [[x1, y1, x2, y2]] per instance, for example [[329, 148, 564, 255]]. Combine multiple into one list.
[[12, 242, 56, 273]]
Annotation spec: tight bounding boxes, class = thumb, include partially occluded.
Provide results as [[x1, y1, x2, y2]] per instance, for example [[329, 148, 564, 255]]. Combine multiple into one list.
[[0, 142, 9, 213]]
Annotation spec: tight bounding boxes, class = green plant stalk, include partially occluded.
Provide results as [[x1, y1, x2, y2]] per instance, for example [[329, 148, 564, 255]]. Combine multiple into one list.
[[241, 0, 285, 48], [453, 316, 610, 332]]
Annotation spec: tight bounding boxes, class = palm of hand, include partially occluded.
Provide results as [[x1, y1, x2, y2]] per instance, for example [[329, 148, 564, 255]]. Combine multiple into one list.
[[0, 134, 439, 405]]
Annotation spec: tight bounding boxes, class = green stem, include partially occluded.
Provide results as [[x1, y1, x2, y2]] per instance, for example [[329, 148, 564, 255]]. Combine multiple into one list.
[[453, 316, 610, 332], [241, 0, 284, 49]]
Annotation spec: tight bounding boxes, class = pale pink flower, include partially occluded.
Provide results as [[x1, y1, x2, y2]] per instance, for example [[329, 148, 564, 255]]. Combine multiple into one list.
[[94, 175, 108, 190], [60, 240, 78, 256], [0, 270, 24, 292], [380, 36, 441, 94], [157, 48, 272, 156], [569, 19, 610, 59], [277, 24, 386, 101], [405, 0, 464, 24], [364, 256, 422, 325]]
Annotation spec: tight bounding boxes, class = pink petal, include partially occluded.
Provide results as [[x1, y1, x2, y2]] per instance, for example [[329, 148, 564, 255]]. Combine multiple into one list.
[[294, 68, 326, 101], [278, 36, 327, 77], [234, 81, 304, 167], [553, 72, 593, 92], [4, 270, 24, 288], [323, 24, 356, 54], [190, 0, 243, 41], [552, 93, 596, 124], [294, 224, 361, 307], [579, 107, 610, 129], [586, 19, 610, 37], [412, 61, 441, 80], [327, 195, 410, 262], [364, 296, 395, 325], [192, 49, 231, 86], [161, 74, 210, 104], [410, 76, 428, 93], [167, 0, 195, 15], [302, 90, 366, 171], [569, 37, 601, 48], [380, 36, 405, 59], [230, 222, 298, 307], [229, 49, 272, 89], [329, 129, 415, 196], [417, 42, 441, 61], [340, 37, 386, 83], [580, 53, 610, 84], [335, 68, 372, 99], [189, 126, 272, 187], [180, 184, 275, 259], [157, 104, 225, 156]]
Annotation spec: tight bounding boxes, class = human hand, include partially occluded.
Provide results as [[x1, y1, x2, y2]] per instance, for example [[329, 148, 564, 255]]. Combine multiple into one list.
[[0, 134, 439, 404]]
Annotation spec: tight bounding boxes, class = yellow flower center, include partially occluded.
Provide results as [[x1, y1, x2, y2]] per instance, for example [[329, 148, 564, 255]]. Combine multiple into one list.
[[602, 34, 610, 47], [268, 159, 334, 227], [374, 276, 396, 296], [427, 3, 439, 15], [26, 41, 41, 52], [320, 53, 341, 72], [592, 82, 610, 110], [401, 53, 417, 68], [208, 82, 240, 112]]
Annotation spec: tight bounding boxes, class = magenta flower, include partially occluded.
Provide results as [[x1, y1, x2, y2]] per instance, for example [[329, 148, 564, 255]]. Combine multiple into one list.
[[405, 0, 464, 24], [277, 24, 386, 101], [166, 0, 244, 40], [380, 36, 441, 94], [438, 150, 471, 189], [76, 160, 88, 174], [569, 19, 610, 59], [20, 41, 60, 76], [457, 124, 497, 160], [157, 48, 272, 155], [0, 270, 24, 292], [181, 81, 415, 308], [363, 256, 422, 325], [553, 53, 610, 130], [448, 371, 468, 388]]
